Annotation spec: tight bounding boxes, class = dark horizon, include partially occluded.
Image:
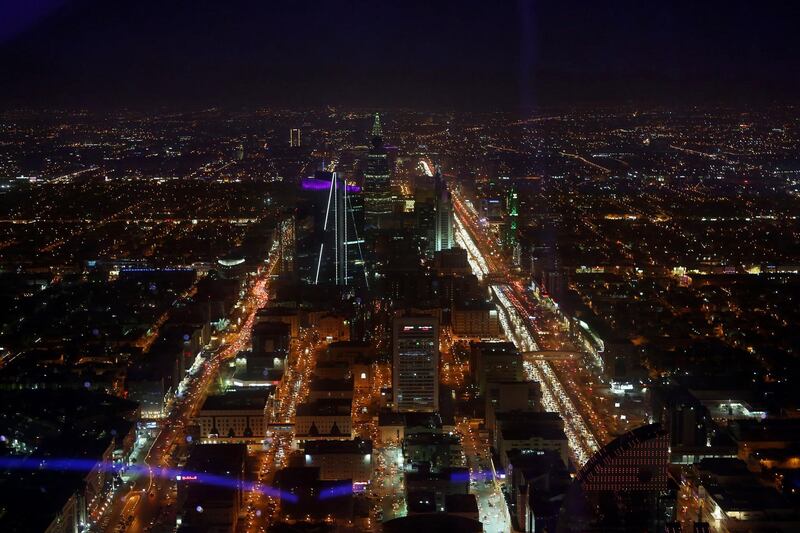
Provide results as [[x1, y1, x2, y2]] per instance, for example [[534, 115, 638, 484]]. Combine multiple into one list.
[[2, 0, 799, 111]]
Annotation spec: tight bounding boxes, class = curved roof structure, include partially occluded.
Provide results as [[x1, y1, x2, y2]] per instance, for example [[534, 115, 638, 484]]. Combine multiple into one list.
[[576, 423, 669, 492]]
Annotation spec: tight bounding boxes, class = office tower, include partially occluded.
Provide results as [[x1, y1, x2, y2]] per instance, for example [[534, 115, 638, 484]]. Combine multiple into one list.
[[363, 113, 393, 230], [434, 171, 454, 252], [503, 185, 519, 255], [290, 128, 301, 147], [277, 217, 295, 274], [295, 172, 366, 286], [392, 315, 439, 412], [413, 175, 436, 256], [414, 171, 453, 257]]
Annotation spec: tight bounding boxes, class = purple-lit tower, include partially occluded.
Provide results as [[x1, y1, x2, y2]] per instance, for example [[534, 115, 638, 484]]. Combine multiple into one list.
[[297, 172, 366, 286]]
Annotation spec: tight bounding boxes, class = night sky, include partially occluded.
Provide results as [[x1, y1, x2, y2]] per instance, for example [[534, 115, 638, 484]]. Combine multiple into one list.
[[1, 0, 799, 110]]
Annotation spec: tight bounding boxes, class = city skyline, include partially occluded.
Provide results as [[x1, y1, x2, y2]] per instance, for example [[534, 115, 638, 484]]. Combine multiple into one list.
[[2, 2, 800, 533]]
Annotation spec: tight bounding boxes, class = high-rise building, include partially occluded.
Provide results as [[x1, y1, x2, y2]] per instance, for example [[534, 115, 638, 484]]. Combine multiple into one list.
[[413, 176, 436, 256], [277, 218, 295, 275], [434, 171, 454, 252], [392, 315, 439, 412], [414, 171, 453, 257], [503, 186, 519, 259], [363, 113, 393, 230], [295, 172, 366, 287], [290, 128, 301, 147]]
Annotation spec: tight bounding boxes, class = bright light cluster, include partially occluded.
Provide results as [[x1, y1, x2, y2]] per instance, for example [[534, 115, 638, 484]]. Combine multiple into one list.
[[453, 212, 489, 279]]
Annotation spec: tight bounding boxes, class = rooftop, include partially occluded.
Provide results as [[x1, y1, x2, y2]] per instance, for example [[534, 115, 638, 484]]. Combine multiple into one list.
[[501, 425, 568, 442], [706, 483, 790, 513], [404, 432, 460, 446], [310, 377, 354, 391], [696, 458, 751, 478], [184, 443, 246, 476], [200, 389, 269, 411], [256, 306, 298, 317], [731, 418, 800, 443], [472, 341, 519, 357], [296, 398, 352, 416], [304, 438, 372, 455]]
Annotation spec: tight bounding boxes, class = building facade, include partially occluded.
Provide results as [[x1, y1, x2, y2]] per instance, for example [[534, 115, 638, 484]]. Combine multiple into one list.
[[363, 113, 393, 230], [296, 172, 366, 287], [194, 390, 268, 441], [303, 438, 373, 483], [393, 315, 439, 412], [434, 172, 454, 252]]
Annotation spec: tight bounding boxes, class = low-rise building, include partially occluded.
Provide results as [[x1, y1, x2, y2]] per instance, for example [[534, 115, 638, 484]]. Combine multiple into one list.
[[314, 361, 351, 380], [273, 467, 354, 524], [492, 411, 563, 450], [302, 438, 373, 483], [730, 419, 800, 461], [295, 398, 353, 441], [324, 340, 373, 364], [499, 427, 570, 469], [405, 467, 470, 508], [696, 458, 799, 531], [445, 493, 480, 521], [250, 321, 290, 375], [407, 490, 438, 514], [382, 514, 483, 533], [308, 377, 354, 402], [256, 306, 300, 339], [308, 311, 351, 343], [403, 432, 462, 470], [378, 410, 444, 442], [494, 411, 569, 468], [194, 389, 268, 442]]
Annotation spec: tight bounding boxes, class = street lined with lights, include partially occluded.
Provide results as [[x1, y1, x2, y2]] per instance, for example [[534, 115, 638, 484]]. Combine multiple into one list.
[[452, 188, 601, 467]]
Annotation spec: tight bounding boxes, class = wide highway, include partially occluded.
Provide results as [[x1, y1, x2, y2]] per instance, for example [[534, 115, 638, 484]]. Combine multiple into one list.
[[451, 188, 600, 467]]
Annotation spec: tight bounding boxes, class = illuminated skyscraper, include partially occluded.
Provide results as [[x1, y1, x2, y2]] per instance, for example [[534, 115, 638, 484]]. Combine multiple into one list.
[[295, 172, 366, 287], [290, 128, 301, 147], [363, 113, 393, 230], [434, 171, 454, 252], [414, 170, 453, 257], [503, 186, 519, 247], [392, 315, 439, 412]]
